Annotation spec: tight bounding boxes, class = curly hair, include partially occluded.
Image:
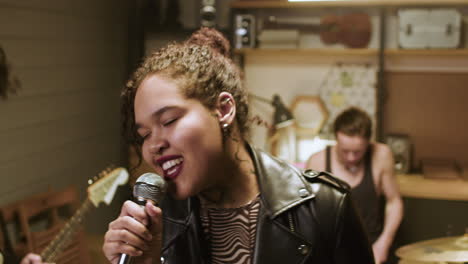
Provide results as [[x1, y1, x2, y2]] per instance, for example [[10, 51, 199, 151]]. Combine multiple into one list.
[[121, 28, 249, 156]]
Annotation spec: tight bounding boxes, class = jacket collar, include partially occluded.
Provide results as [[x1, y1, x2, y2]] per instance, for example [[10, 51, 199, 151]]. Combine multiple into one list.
[[246, 143, 316, 219]]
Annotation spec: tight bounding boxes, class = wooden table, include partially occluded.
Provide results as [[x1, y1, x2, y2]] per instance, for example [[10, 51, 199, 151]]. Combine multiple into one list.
[[397, 174, 468, 201]]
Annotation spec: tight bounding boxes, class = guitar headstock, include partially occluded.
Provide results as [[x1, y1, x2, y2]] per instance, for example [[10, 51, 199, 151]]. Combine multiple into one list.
[[87, 166, 129, 207]]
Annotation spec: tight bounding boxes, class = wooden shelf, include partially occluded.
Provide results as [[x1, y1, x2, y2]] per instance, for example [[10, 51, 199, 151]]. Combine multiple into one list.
[[235, 48, 468, 57], [234, 48, 378, 56], [232, 0, 468, 9], [385, 49, 468, 57], [397, 174, 468, 201]]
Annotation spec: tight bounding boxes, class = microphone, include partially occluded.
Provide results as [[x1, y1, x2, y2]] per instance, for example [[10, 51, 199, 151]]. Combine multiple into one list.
[[118, 173, 167, 264]]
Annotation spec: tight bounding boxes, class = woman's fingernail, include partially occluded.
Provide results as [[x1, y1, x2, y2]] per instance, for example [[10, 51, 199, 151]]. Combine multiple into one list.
[[136, 250, 143, 256]]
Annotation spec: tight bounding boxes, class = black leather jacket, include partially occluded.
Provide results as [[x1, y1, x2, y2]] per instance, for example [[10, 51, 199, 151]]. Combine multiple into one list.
[[160, 144, 375, 264]]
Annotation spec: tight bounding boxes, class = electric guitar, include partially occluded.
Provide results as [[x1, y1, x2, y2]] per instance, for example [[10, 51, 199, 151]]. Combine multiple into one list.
[[39, 167, 129, 263], [263, 13, 372, 49]]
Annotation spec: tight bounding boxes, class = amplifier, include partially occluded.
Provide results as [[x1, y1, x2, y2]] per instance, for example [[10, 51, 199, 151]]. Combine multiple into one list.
[[234, 14, 256, 49]]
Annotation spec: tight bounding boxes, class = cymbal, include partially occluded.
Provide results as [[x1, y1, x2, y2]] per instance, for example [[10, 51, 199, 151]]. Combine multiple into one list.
[[396, 235, 468, 262]]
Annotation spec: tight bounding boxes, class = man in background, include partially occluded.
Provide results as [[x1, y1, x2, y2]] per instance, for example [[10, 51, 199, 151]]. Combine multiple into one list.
[[306, 107, 403, 264]]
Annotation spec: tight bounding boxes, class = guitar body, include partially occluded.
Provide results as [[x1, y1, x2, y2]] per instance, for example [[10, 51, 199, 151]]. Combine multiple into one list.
[[264, 13, 372, 48], [321, 13, 372, 48], [339, 13, 372, 48], [320, 14, 341, 45]]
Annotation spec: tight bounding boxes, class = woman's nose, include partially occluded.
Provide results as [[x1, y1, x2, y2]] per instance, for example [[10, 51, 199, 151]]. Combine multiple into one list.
[[148, 134, 168, 155]]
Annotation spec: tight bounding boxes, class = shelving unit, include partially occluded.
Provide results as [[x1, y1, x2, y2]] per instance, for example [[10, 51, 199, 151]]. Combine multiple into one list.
[[234, 48, 379, 56], [231, 0, 468, 57], [235, 48, 468, 57], [385, 49, 468, 57], [232, 0, 468, 8], [231, 0, 468, 142]]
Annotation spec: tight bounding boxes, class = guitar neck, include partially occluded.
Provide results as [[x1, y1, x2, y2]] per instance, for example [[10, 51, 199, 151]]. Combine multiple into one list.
[[40, 198, 95, 262], [264, 20, 325, 33]]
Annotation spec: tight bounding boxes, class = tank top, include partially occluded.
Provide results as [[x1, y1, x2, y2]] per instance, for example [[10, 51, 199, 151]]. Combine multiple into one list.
[[325, 145, 383, 243]]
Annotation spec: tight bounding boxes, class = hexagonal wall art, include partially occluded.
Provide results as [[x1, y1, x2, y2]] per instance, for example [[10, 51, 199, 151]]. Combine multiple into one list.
[[290, 95, 329, 136]]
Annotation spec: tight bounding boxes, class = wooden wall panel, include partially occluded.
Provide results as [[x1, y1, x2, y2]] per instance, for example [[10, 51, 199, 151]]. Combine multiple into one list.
[[0, 133, 120, 198], [383, 72, 468, 168], [1, 39, 122, 67], [0, 0, 126, 21], [7, 67, 121, 97], [0, 90, 117, 131], [0, 104, 117, 161], [0, 0, 130, 235]]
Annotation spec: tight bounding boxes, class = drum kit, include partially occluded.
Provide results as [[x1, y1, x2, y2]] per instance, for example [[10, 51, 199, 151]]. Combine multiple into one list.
[[397, 234, 468, 264]]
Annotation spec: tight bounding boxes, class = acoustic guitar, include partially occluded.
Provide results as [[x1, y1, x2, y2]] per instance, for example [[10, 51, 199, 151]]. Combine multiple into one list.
[[263, 13, 372, 49], [39, 167, 129, 263]]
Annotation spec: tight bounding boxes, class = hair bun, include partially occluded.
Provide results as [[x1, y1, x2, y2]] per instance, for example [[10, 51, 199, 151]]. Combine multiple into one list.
[[186, 27, 230, 57]]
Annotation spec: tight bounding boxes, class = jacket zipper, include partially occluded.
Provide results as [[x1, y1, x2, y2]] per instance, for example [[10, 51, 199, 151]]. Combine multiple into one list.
[[288, 212, 295, 233]]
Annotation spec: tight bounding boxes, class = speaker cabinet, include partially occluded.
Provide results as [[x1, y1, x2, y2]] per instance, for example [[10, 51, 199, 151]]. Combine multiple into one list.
[[386, 134, 411, 174], [234, 14, 256, 49]]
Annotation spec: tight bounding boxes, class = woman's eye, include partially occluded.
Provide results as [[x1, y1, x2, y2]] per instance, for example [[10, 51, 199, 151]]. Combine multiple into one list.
[[138, 133, 149, 141], [163, 118, 177, 126]]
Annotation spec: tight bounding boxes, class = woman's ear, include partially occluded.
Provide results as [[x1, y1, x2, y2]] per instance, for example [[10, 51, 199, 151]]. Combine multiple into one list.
[[216, 92, 236, 125]]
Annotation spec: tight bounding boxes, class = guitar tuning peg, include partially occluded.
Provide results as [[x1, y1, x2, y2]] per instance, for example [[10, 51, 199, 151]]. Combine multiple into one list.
[[88, 179, 93, 185]]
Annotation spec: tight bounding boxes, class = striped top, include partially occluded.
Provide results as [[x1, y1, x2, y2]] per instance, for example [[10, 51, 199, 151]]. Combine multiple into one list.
[[200, 196, 261, 264]]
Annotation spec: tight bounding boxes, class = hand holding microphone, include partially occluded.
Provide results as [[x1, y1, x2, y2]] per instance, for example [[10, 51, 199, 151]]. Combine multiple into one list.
[[103, 173, 166, 264]]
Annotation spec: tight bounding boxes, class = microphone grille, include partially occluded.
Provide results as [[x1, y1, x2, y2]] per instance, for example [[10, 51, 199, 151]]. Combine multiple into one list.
[[133, 173, 167, 204]]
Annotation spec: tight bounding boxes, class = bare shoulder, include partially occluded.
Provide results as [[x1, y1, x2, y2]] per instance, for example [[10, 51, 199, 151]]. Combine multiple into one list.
[[372, 142, 395, 173], [305, 149, 326, 171], [373, 142, 393, 160]]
